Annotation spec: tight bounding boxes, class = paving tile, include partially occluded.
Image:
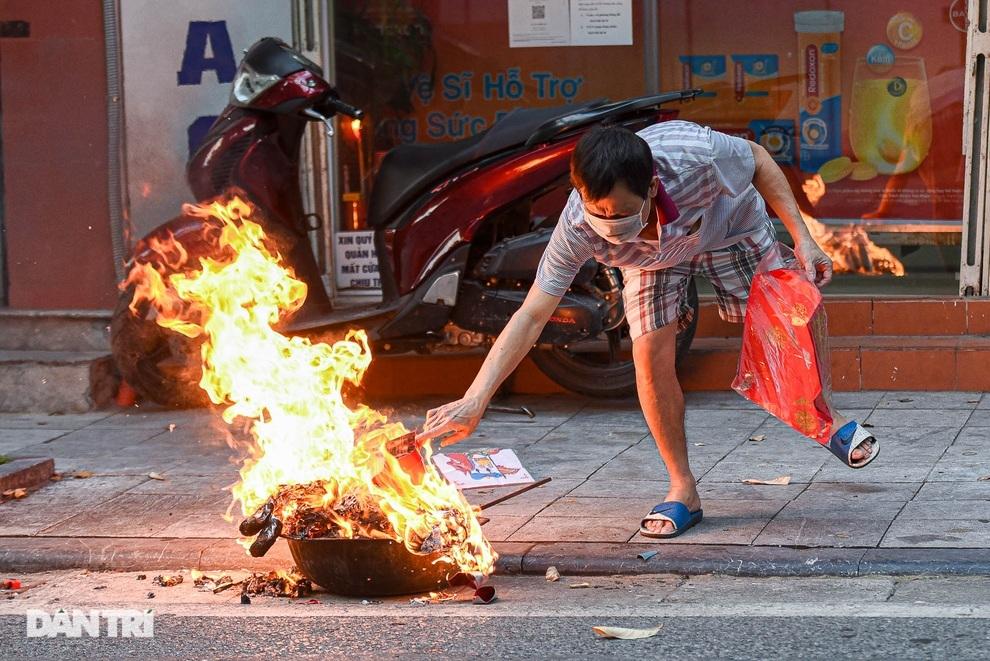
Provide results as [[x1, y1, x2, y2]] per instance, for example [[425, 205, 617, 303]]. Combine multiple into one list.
[[830, 391, 884, 409], [567, 479, 668, 499], [701, 458, 825, 484], [540, 496, 660, 519], [877, 392, 983, 410], [963, 410, 990, 427], [0, 412, 111, 430], [39, 493, 225, 537], [476, 515, 529, 542], [928, 446, 990, 482], [756, 498, 903, 547], [914, 481, 990, 500], [0, 428, 73, 454], [88, 408, 222, 430], [756, 515, 895, 548], [471, 478, 582, 517], [0, 476, 150, 535], [508, 516, 634, 543], [897, 500, 990, 519], [977, 395, 990, 409], [591, 455, 672, 482], [683, 391, 762, 410], [802, 482, 921, 502], [156, 511, 240, 538], [124, 473, 238, 496], [684, 409, 769, 429], [628, 516, 770, 545], [865, 408, 973, 428], [880, 518, 990, 548], [695, 481, 805, 501], [813, 461, 936, 484]]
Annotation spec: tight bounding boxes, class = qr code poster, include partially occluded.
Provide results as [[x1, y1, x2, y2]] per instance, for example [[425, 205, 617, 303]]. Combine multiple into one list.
[[508, 0, 569, 47]]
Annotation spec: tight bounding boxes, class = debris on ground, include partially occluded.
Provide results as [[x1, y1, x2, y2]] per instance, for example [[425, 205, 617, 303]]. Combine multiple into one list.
[[742, 476, 791, 486], [748, 434, 767, 442], [637, 550, 659, 561], [192, 572, 236, 592], [136, 574, 147, 581], [447, 571, 497, 605], [146, 592, 155, 599], [72, 470, 95, 479], [1, 579, 22, 590], [240, 569, 312, 598], [568, 582, 593, 589], [592, 624, 664, 640], [240, 594, 251, 605], [147, 472, 166, 481], [152, 574, 184, 587], [545, 566, 560, 582], [409, 591, 456, 606], [978, 475, 990, 482], [167, 423, 176, 432], [1, 488, 27, 499]]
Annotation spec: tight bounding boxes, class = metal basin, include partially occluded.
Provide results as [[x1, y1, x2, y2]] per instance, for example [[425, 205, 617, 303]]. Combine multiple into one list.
[[286, 537, 452, 596]]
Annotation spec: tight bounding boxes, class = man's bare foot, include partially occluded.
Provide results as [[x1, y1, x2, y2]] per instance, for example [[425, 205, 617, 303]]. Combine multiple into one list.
[[643, 484, 701, 536], [850, 438, 875, 463]]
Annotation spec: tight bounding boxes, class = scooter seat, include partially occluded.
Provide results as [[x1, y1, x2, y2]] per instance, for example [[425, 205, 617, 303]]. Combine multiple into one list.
[[367, 100, 606, 228]]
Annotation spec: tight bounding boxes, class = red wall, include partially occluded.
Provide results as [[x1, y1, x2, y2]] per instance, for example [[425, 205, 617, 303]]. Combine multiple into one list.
[[1, 0, 116, 309]]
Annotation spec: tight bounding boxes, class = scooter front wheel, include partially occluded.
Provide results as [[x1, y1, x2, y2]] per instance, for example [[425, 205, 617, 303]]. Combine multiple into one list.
[[110, 285, 212, 409], [529, 278, 698, 399]]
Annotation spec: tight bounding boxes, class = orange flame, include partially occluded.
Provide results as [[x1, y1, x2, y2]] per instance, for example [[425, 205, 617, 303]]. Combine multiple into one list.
[[124, 196, 495, 575], [801, 175, 905, 276]]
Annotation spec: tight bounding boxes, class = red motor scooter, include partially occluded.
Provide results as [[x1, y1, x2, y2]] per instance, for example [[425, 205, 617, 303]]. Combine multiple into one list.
[[111, 38, 700, 407]]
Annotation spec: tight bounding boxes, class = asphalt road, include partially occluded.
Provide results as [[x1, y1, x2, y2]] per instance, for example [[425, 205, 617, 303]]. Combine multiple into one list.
[[2, 572, 989, 658], [2, 614, 989, 658]]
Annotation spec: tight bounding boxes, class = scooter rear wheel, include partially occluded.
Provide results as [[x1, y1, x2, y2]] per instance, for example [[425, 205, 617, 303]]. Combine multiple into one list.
[[110, 285, 212, 409], [529, 278, 699, 399]]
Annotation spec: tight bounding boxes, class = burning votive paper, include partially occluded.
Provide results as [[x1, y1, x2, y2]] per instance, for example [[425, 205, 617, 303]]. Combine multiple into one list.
[[432, 448, 534, 489]]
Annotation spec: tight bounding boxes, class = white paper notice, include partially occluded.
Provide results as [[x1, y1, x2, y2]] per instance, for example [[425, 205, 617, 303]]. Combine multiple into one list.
[[432, 448, 536, 489], [570, 0, 632, 46], [508, 0, 571, 48]]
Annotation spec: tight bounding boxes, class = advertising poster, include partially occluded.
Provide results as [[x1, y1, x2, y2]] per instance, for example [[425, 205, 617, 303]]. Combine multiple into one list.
[[121, 1, 292, 235], [659, 1, 967, 224]]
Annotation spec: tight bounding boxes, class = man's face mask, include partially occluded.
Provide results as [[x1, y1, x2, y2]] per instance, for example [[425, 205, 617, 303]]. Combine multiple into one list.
[[582, 176, 659, 245]]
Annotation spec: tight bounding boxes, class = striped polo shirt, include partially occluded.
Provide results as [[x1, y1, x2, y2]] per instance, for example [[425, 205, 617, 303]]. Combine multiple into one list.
[[535, 120, 770, 296]]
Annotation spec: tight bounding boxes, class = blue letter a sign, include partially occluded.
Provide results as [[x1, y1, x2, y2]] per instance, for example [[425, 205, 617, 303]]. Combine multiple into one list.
[[177, 21, 236, 86]]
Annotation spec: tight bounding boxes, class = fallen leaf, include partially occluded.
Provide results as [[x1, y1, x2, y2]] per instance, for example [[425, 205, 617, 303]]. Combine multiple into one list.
[[967, 400, 980, 404], [978, 475, 990, 482], [637, 550, 658, 561], [693, 443, 705, 447], [862, 422, 874, 428], [73, 471, 94, 479], [592, 624, 663, 640], [2, 489, 27, 499], [897, 398, 913, 403], [167, 423, 176, 432], [834, 532, 850, 539], [742, 476, 791, 486], [545, 566, 560, 582], [147, 472, 166, 481], [748, 434, 767, 442], [569, 582, 593, 589], [49, 473, 63, 482]]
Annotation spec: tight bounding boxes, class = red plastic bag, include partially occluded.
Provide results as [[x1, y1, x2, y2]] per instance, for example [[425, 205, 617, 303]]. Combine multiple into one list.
[[732, 245, 834, 443]]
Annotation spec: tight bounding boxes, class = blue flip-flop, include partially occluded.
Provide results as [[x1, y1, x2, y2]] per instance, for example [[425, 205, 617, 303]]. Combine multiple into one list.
[[827, 421, 880, 469], [639, 501, 703, 539]]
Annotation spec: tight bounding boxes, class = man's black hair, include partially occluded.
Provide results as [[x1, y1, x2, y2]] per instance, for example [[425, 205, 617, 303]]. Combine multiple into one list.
[[570, 125, 653, 201]]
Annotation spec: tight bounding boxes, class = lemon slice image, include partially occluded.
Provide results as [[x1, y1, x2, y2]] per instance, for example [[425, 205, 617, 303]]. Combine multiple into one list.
[[850, 162, 879, 181], [818, 156, 853, 184]]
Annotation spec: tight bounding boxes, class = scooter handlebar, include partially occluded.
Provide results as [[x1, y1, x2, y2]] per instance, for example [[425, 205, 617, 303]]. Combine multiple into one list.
[[316, 95, 364, 120]]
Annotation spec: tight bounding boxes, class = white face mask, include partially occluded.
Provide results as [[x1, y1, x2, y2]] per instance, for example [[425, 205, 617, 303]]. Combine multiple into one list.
[[584, 196, 649, 245]]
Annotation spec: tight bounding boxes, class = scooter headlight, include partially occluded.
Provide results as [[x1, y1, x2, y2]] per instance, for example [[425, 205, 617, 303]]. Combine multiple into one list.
[[230, 61, 282, 106]]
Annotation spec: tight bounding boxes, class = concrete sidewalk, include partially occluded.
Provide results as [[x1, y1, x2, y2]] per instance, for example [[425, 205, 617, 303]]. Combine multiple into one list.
[[1, 391, 988, 576]]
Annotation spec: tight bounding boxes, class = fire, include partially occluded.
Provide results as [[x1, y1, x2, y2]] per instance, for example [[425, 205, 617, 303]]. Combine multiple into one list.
[[123, 195, 495, 575], [801, 175, 905, 276]]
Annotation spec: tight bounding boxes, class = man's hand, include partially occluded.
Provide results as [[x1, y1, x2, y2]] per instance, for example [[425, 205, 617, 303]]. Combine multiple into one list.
[[416, 396, 487, 447], [794, 240, 833, 288]]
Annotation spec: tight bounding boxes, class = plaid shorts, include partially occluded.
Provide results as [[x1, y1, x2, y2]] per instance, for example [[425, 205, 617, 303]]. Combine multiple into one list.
[[621, 220, 778, 340]]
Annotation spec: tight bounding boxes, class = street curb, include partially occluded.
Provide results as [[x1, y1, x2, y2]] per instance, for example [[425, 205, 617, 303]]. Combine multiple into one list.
[[0, 457, 54, 494], [2, 538, 989, 577]]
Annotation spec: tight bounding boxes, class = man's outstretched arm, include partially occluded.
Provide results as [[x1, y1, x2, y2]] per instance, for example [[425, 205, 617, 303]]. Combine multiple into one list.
[[416, 284, 562, 446]]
